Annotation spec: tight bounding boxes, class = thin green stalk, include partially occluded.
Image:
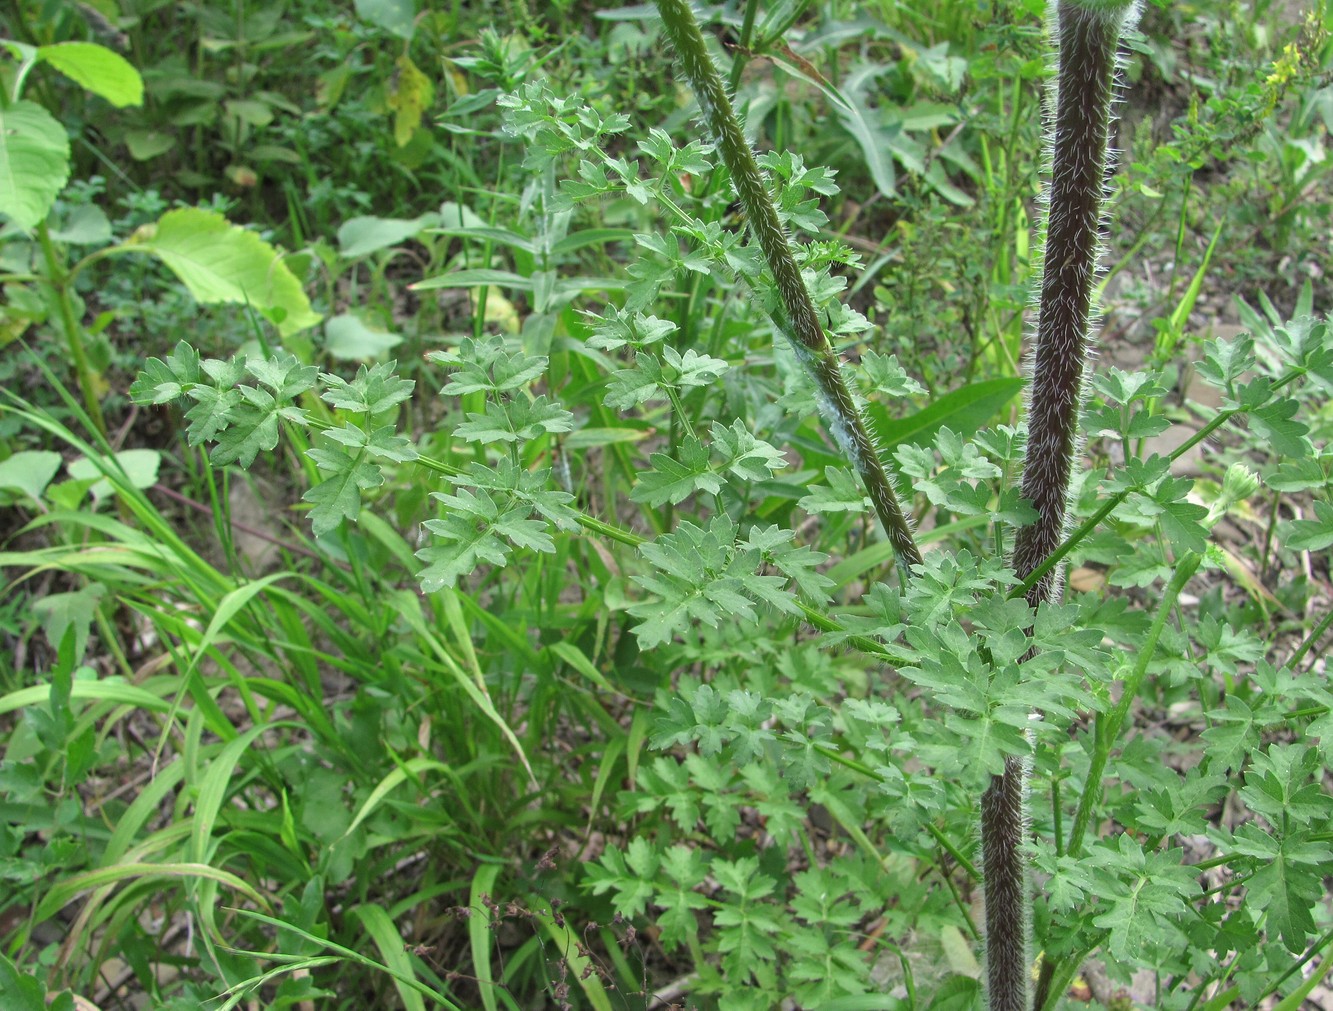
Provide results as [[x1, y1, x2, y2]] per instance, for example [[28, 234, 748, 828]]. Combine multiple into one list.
[[653, 0, 922, 580], [1287, 603, 1333, 670], [1252, 927, 1333, 1007], [36, 221, 108, 438], [1034, 939, 1100, 1011], [726, 0, 762, 92], [1067, 551, 1201, 857]]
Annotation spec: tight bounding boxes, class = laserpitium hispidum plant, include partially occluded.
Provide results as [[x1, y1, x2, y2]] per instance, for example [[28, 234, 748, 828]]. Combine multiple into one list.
[[651, 1, 1330, 1009], [655, 0, 1141, 1005], [122, 2, 1333, 1008]]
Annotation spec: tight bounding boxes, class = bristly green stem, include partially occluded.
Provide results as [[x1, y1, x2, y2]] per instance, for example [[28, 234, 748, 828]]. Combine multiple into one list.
[[652, 0, 922, 580]]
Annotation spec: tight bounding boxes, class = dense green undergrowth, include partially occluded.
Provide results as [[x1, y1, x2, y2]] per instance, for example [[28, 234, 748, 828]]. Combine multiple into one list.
[[2, 1, 1333, 1010]]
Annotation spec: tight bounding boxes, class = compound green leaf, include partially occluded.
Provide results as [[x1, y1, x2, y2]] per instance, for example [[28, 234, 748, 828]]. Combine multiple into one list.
[[1283, 499, 1333, 552], [304, 446, 385, 535]]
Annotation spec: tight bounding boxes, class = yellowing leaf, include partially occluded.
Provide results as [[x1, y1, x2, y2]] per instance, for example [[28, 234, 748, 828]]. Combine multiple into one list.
[[387, 55, 432, 147]]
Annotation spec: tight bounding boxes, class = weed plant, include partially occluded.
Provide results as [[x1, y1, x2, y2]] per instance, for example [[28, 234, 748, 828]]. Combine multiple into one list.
[[2, 2, 1333, 1010]]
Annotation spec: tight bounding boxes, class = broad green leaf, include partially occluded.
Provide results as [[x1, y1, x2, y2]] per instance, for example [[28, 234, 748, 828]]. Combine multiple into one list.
[[124, 129, 174, 161], [37, 42, 143, 107], [49, 203, 112, 245], [337, 212, 439, 258], [324, 313, 402, 360], [938, 925, 980, 978], [67, 448, 162, 503], [410, 268, 533, 292], [824, 64, 897, 199], [0, 954, 48, 1011], [120, 208, 321, 336], [0, 450, 62, 502], [354, 0, 416, 39], [872, 378, 1023, 454], [429, 224, 536, 255], [225, 98, 273, 127], [32, 583, 105, 660], [0, 100, 70, 230], [563, 426, 648, 449]]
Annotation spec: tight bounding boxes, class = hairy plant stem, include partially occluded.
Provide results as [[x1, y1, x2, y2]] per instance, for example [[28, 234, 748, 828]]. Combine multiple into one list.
[[986, 4, 1140, 1010], [652, 0, 921, 579], [1010, 356, 1310, 602]]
